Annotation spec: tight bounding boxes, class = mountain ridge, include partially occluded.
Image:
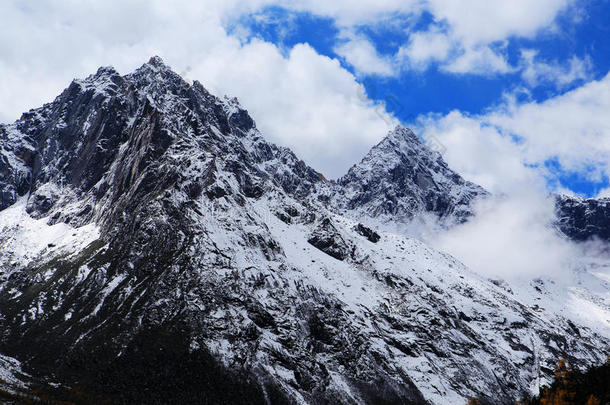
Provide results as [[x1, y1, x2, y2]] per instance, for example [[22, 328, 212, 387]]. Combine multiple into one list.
[[0, 57, 609, 405]]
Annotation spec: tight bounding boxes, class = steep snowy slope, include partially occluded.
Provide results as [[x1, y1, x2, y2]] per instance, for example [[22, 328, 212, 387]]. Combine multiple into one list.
[[0, 57, 608, 404], [506, 259, 610, 339], [2, 190, 608, 404], [0, 354, 27, 397], [256, 200, 609, 404]]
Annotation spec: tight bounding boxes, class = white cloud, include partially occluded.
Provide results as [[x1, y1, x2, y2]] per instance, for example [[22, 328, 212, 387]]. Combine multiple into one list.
[[0, 0, 395, 179], [397, 33, 515, 76], [397, 0, 574, 75], [488, 73, 610, 179], [442, 45, 514, 75], [335, 36, 395, 76], [426, 0, 572, 45], [417, 73, 610, 194], [195, 41, 395, 178], [284, 0, 572, 45], [520, 49, 592, 88], [432, 192, 578, 279], [414, 72, 610, 282], [415, 72, 610, 282], [417, 111, 543, 194], [278, 0, 422, 26], [234, 0, 578, 77], [415, 72, 610, 283], [397, 28, 453, 69], [416, 108, 590, 282], [597, 188, 610, 198]]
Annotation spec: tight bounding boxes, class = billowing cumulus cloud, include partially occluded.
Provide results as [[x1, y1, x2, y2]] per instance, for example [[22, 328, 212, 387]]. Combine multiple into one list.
[[420, 0, 573, 74], [426, 0, 572, 44], [415, 73, 610, 280], [0, 0, 395, 179], [418, 73, 610, 194], [194, 41, 396, 178], [488, 74, 610, 180]]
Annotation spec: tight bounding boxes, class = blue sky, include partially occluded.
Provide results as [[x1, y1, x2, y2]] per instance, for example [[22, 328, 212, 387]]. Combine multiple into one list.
[[231, 2, 610, 196], [234, 3, 610, 114], [1, 0, 609, 197]]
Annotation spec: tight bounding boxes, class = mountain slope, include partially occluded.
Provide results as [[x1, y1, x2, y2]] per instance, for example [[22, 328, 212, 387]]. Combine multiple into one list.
[[0, 57, 609, 405]]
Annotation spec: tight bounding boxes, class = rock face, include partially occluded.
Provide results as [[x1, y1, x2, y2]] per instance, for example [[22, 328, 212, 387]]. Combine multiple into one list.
[[0, 126, 36, 211], [354, 223, 381, 243], [307, 217, 355, 260], [319, 126, 489, 226], [0, 58, 609, 404], [556, 195, 610, 242]]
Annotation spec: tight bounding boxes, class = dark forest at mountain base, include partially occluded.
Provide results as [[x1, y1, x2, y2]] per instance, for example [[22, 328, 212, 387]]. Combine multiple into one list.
[[517, 359, 610, 405]]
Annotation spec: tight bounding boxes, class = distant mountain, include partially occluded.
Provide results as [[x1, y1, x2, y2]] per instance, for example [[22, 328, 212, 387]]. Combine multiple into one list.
[[0, 57, 608, 405], [319, 126, 488, 226], [555, 195, 610, 242]]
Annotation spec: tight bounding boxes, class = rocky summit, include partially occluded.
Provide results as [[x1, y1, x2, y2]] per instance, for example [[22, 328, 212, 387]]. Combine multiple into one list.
[[555, 194, 610, 242], [321, 126, 488, 226], [0, 57, 609, 405]]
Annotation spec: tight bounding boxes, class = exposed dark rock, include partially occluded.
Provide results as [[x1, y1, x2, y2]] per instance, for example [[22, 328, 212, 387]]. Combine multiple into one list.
[[307, 218, 354, 260], [275, 211, 292, 224], [354, 223, 381, 243], [555, 194, 610, 241]]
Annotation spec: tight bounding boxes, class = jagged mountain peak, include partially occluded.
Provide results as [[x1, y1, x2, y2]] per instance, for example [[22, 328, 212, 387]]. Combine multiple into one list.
[[328, 124, 488, 224], [147, 54, 168, 69], [379, 124, 420, 146], [68, 56, 196, 110], [131, 55, 181, 80], [93, 65, 120, 78], [0, 57, 324, 222], [354, 125, 443, 174], [70, 65, 124, 98], [356, 125, 444, 172]]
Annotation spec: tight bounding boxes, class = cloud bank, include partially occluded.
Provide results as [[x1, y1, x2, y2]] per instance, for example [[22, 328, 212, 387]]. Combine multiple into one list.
[[415, 74, 610, 280]]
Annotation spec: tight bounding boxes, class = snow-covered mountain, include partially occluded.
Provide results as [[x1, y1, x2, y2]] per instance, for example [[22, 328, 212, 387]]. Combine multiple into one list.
[[318, 126, 488, 227], [555, 194, 610, 242], [1, 57, 609, 404]]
